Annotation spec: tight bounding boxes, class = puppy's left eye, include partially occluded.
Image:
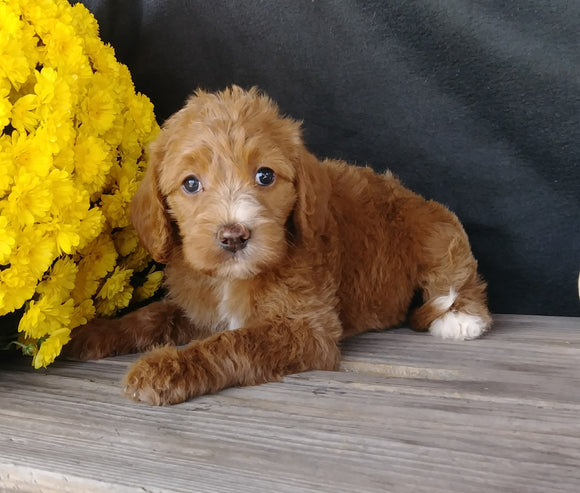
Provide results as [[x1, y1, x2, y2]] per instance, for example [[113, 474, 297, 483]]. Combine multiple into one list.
[[182, 176, 202, 194], [255, 167, 276, 186]]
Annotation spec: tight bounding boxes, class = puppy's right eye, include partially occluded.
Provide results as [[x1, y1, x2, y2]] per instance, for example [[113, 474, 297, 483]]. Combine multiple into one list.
[[182, 176, 202, 194]]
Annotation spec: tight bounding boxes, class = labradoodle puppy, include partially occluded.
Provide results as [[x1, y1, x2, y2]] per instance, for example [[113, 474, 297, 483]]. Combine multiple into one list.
[[65, 86, 492, 405]]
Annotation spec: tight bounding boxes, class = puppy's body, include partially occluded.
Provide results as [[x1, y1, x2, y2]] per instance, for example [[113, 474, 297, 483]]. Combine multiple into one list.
[[66, 87, 491, 405]]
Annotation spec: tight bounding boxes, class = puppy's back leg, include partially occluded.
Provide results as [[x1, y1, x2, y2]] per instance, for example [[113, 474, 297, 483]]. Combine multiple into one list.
[[63, 300, 199, 360], [408, 220, 492, 340]]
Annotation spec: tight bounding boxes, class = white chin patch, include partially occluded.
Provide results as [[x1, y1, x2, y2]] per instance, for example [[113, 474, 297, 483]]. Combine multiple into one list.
[[429, 311, 488, 340]]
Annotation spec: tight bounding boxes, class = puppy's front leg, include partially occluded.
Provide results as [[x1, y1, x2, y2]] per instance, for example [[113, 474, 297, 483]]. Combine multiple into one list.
[[63, 300, 197, 361], [123, 318, 342, 405]]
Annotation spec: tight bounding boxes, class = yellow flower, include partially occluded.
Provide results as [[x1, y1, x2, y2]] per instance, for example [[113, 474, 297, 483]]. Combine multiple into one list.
[[0, 215, 15, 265], [0, 3, 22, 36], [0, 10, 33, 89], [0, 88, 11, 129], [11, 225, 57, 280], [101, 172, 139, 228], [11, 94, 39, 133], [84, 38, 120, 77], [69, 3, 100, 40], [83, 235, 119, 277], [77, 207, 106, 251], [36, 257, 78, 302], [80, 73, 118, 135], [19, 296, 75, 340], [0, 135, 15, 195], [96, 266, 135, 316], [33, 328, 71, 368], [97, 266, 133, 300], [4, 171, 53, 226], [101, 191, 130, 228], [71, 233, 118, 302], [0, 0, 160, 367], [70, 298, 95, 330], [123, 244, 152, 272], [96, 288, 133, 317], [128, 92, 157, 138], [133, 269, 164, 302], [73, 132, 111, 194], [34, 67, 72, 121], [113, 228, 139, 257], [43, 20, 84, 73], [0, 265, 37, 316], [7, 130, 53, 179]]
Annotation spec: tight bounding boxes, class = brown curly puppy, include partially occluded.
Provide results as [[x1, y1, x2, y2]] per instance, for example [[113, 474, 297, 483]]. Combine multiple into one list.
[[65, 86, 491, 405]]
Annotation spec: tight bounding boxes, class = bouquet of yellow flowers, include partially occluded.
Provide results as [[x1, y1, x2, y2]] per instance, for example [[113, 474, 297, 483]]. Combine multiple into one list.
[[0, 0, 163, 367]]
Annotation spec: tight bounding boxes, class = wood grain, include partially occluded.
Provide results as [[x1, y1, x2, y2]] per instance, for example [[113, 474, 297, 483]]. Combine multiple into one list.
[[1, 314, 579, 492]]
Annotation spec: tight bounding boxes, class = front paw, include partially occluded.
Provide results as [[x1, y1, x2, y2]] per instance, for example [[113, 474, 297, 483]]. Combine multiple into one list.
[[123, 346, 193, 405], [62, 319, 120, 360]]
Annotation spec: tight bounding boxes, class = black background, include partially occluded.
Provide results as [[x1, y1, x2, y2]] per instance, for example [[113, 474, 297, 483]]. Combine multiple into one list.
[[79, 0, 580, 316]]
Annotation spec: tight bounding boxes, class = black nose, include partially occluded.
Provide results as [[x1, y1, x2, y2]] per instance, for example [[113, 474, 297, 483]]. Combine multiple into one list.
[[217, 223, 251, 253]]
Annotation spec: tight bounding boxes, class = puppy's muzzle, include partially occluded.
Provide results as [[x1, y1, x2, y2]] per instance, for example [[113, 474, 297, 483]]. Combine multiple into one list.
[[217, 223, 251, 253]]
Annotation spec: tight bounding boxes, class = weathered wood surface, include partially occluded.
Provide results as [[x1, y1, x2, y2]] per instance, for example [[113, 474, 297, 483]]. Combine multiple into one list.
[[1, 314, 579, 493]]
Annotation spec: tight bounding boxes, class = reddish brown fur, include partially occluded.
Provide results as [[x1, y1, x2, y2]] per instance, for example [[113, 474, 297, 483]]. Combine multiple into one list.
[[65, 86, 491, 405]]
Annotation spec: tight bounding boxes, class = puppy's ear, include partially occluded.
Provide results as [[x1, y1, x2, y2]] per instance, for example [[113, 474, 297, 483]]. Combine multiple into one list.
[[293, 149, 332, 244], [130, 135, 174, 264]]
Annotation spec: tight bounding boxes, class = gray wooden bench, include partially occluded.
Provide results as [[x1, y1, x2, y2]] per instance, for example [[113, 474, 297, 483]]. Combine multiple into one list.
[[1, 314, 579, 492]]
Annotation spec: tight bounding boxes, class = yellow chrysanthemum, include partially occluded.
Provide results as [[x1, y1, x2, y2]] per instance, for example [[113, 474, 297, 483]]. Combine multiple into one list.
[[97, 266, 134, 300], [11, 225, 57, 280], [0, 88, 11, 129], [73, 132, 111, 194], [80, 73, 119, 135], [0, 135, 15, 195], [0, 215, 16, 264], [96, 288, 133, 317], [77, 207, 106, 251], [36, 257, 78, 303], [10, 94, 39, 133], [71, 233, 118, 303], [18, 295, 75, 340], [5, 172, 53, 226], [133, 269, 164, 303], [0, 265, 37, 316], [43, 20, 84, 72], [8, 130, 53, 179], [70, 298, 95, 330], [33, 328, 71, 369], [123, 244, 152, 272], [34, 67, 73, 122], [0, 0, 161, 367], [96, 266, 135, 316], [0, 10, 32, 89], [113, 228, 139, 257]]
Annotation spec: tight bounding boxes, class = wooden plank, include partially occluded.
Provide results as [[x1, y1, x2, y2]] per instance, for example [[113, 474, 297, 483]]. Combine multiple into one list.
[[1, 314, 579, 493]]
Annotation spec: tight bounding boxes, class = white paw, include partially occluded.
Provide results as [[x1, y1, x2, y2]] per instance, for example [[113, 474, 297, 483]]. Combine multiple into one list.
[[429, 311, 489, 340]]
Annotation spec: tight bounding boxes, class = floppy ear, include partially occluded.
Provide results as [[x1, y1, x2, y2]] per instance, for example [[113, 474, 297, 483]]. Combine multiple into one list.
[[293, 149, 332, 244], [130, 135, 174, 264]]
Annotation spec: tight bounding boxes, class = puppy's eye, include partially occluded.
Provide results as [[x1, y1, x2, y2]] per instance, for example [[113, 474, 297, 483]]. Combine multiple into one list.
[[255, 167, 276, 186], [182, 176, 202, 194]]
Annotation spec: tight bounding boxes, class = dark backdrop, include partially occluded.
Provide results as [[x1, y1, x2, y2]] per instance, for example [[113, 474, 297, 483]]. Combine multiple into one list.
[[79, 0, 580, 316]]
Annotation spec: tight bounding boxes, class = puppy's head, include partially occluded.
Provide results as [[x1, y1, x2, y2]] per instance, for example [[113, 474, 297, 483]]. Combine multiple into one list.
[[131, 86, 330, 279]]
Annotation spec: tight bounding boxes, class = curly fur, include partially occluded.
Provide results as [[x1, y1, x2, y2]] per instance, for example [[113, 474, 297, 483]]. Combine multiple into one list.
[[65, 86, 491, 405]]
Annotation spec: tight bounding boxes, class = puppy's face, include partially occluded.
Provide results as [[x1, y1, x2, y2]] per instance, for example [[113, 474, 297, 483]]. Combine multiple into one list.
[[138, 87, 305, 279]]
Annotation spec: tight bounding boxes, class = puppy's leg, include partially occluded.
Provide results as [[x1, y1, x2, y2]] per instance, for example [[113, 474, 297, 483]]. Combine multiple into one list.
[[409, 221, 492, 340], [123, 316, 342, 405], [63, 300, 197, 360]]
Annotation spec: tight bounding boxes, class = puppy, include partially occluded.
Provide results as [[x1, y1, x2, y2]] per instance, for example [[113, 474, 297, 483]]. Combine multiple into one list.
[[66, 86, 492, 405]]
